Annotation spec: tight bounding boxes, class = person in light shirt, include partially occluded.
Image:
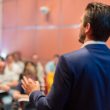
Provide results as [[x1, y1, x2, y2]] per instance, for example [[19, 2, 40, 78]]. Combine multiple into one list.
[[45, 54, 59, 74], [4, 54, 20, 87]]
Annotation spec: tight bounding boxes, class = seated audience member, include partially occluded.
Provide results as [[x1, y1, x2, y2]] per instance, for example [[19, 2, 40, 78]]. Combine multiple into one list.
[[0, 54, 22, 110], [3, 54, 20, 88], [45, 54, 60, 93], [45, 54, 60, 74], [46, 72, 54, 93], [0, 56, 12, 110], [13, 62, 37, 110], [0, 57, 9, 92], [13, 51, 24, 74], [32, 54, 45, 92]]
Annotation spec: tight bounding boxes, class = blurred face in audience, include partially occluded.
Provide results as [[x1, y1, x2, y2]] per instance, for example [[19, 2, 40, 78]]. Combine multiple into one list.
[[23, 69, 37, 81], [6, 55, 14, 64], [13, 52, 21, 62], [25, 74, 36, 81], [32, 54, 39, 64], [24, 61, 37, 75], [25, 62, 34, 69]]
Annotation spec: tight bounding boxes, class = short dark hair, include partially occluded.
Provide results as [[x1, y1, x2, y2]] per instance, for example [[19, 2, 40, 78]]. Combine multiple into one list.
[[83, 2, 110, 41]]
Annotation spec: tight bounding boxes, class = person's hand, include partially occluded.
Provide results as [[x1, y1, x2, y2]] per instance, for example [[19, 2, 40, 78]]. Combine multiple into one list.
[[6, 81, 18, 87], [21, 76, 40, 95]]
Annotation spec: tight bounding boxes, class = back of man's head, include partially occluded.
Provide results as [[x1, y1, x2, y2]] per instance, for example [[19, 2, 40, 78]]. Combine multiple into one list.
[[83, 2, 110, 42]]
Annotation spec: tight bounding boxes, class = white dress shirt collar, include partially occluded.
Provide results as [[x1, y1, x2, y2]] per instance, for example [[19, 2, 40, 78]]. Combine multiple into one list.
[[81, 40, 106, 48]]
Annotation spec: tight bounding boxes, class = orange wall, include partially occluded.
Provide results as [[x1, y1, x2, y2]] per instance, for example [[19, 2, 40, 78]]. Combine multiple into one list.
[[2, 0, 110, 62]]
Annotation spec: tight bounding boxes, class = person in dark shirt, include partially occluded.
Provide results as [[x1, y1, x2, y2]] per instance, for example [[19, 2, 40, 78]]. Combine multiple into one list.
[[13, 62, 38, 110]]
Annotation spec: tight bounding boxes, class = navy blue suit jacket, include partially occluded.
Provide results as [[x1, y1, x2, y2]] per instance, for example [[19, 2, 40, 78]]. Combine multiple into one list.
[[30, 44, 110, 110]]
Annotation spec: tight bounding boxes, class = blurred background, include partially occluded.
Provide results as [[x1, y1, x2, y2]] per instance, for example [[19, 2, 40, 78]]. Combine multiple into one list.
[[0, 0, 110, 63]]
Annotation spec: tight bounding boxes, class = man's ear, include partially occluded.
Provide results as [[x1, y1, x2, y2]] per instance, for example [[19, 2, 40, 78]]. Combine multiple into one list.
[[85, 23, 91, 34]]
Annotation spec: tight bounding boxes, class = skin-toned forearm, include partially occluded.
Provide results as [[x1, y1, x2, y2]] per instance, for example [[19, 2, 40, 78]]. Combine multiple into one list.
[[6, 81, 18, 87], [0, 85, 10, 91], [13, 91, 29, 100]]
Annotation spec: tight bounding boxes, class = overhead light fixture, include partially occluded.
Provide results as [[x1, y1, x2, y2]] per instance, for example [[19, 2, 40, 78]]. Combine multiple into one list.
[[40, 6, 50, 15]]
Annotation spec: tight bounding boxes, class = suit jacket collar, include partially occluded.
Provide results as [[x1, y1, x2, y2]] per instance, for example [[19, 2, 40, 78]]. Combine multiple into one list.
[[83, 44, 110, 52]]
